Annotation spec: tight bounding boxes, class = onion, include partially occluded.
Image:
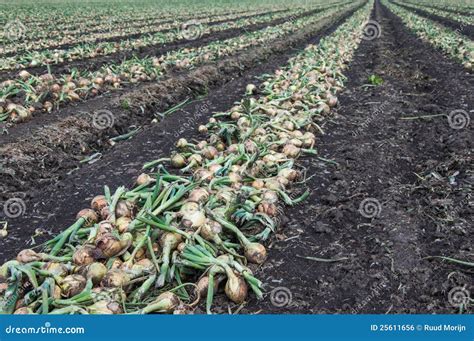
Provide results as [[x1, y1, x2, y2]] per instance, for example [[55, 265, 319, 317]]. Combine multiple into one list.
[[115, 216, 131, 233], [327, 95, 338, 107], [201, 146, 218, 159], [91, 195, 108, 212], [244, 140, 258, 153], [17, 249, 42, 263], [180, 202, 206, 229], [188, 188, 209, 203], [176, 138, 188, 149], [101, 269, 131, 287], [96, 232, 132, 258], [246, 84, 256, 94], [116, 200, 133, 219], [278, 168, 298, 181], [19, 70, 31, 80], [88, 300, 122, 314], [252, 179, 265, 190], [208, 164, 222, 174], [193, 168, 213, 182], [61, 274, 87, 298], [257, 201, 278, 216], [171, 153, 187, 168], [100, 206, 111, 220], [85, 262, 107, 284], [200, 220, 222, 241], [244, 242, 267, 264], [230, 111, 241, 120], [97, 221, 115, 237], [141, 292, 181, 314], [76, 208, 99, 226], [136, 173, 153, 186], [224, 271, 248, 304], [282, 144, 300, 158], [198, 125, 208, 134], [73, 244, 100, 266], [43, 262, 69, 277]]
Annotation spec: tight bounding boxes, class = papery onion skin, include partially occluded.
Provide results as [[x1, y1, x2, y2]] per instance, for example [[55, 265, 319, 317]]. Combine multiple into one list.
[[61, 274, 87, 298], [225, 273, 248, 304], [244, 242, 267, 264]]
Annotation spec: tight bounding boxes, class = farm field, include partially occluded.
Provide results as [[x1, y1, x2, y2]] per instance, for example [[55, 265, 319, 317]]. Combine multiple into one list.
[[0, 0, 472, 316]]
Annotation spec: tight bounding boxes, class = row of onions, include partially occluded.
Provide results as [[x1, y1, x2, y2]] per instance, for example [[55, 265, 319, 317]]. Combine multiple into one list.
[[0, 7, 295, 56], [0, 1, 372, 314], [395, 0, 473, 26], [403, 0, 474, 17], [385, 1, 474, 71], [0, 7, 271, 49], [0, 1, 357, 123], [0, 7, 304, 67]]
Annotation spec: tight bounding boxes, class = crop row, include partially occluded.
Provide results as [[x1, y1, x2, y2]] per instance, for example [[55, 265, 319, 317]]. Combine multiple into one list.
[[0, 4, 340, 71], [395, 1, 473, 26], [403, 0, 474, 16], [385, 1, 474, 70], [0, 2, 358, 123], [0, 8, 290, 55], [0, 1, 372, 315]]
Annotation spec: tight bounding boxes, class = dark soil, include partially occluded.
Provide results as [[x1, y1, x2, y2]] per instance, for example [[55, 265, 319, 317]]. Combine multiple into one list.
[[0, 6, 329, 81], [390, 1, 474, 39], [240, 0, 473, 314], [0, 3, 364, 262]]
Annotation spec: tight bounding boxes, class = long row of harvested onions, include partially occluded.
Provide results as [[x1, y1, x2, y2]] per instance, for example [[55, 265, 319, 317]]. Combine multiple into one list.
[[0, 2, 372, 314], [0, 2, 354, 123], [0, 1, 345, 72], [385, 0, 474, 70], [1, 7, 283, 54]]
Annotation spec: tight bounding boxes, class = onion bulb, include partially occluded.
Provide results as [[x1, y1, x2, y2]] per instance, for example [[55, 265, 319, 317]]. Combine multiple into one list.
[[88, 300, 122, 314], [141, 292, 181, 314], [180, 202, 206, 229], [91, 195, 108, 212], [73, 244, 100, 266], [224, 271, 248, 304], [244, 242, 267, 264], [61, 274, 87, 297], [76, 208, 99, 226]]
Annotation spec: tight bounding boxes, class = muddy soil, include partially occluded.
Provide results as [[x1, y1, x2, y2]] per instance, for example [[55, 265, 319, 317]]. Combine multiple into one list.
[[0, 6, 328, 81], [0, 4, 364, 263], [240, 0, 473, 314], [390, 1, 474, 39]]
